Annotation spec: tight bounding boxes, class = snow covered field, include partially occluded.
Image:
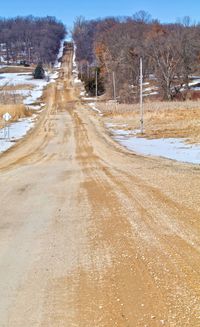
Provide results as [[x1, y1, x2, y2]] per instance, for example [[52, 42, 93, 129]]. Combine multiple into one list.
[[107, 125, 200, 165], [0, 71, 59, 105], [0, 42, 63, 154], [0, 71, 57, 154], [0, 71, 56, 154], [0, 37, 66, 155]]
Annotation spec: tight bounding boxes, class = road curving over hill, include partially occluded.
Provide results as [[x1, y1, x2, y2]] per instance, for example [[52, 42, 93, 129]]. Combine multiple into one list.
[[0, 47, 200, 327]]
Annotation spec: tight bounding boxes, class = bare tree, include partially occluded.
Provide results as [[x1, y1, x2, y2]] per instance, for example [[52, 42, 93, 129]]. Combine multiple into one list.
[[0, 16, 67, 65]]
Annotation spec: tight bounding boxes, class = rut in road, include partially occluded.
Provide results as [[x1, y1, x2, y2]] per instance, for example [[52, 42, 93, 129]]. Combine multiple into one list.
[[0, 47, 200, 327]]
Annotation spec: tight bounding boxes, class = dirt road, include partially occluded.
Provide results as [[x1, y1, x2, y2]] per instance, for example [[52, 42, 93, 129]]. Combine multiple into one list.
[[0, 49, 200, 327]]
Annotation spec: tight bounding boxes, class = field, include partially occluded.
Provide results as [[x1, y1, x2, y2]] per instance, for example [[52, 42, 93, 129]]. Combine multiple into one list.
[[0, 66, 34, 74], [98, 100, 200, 144], [0, 68, 34, 129], [0, 65, 56, 121], [0, 104, 31, 126], [0, 65, 57, 153]]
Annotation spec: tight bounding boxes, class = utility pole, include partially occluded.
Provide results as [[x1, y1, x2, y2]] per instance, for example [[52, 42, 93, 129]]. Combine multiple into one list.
[[87, 62, 90, 78], [28, 47, 31, 64], [80, 63, 83, 80], [95, 69, 98, 101], [140, 57, 144, 134], [112, 71, 116, 101]]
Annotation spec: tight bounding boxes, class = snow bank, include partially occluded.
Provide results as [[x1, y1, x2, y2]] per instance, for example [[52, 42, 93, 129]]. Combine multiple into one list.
[[72, 44, 82, 84], [23, 86, 45, 105], [80, 90, 86, 96], [108, 127, 200, 165], [54, 40, 65, 68], [82, 97, 95, 101], [0, 116, 35, 153], [88, 102, 102, 115]]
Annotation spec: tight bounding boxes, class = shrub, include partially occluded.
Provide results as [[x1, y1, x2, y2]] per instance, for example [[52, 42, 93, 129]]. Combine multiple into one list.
[[34, 63, 45, 79]]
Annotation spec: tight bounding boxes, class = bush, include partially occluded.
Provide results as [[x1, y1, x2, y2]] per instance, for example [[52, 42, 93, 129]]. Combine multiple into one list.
[[34, 63, 45, 79], [84, 68, 105, 96]]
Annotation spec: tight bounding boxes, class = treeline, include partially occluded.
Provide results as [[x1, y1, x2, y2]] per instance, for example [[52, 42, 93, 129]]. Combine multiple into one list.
[[0, 16, 66, 65], [73, 12, 200, 102]]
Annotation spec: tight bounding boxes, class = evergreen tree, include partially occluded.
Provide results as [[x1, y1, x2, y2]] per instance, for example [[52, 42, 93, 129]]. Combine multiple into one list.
[[34, 63, 45, 79], [84, 68, 105, 96]]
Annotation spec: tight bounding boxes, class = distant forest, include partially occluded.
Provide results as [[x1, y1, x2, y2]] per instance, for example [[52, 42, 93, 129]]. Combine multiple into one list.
[[73, 11, 200, 102], [0, 16, 66, 65]]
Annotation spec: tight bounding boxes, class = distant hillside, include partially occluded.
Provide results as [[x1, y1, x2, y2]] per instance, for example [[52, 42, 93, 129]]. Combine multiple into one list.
[[0, 16, 67, 66], [73, 12, 200, 102]]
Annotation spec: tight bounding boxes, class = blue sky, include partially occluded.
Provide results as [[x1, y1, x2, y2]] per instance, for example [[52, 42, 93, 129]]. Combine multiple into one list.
[[1, 0, 200, 29]]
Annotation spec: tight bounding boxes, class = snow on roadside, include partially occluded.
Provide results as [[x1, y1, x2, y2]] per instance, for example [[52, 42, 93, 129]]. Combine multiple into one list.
[[82, 97, 95, 101], [0, 116, 36, 153], [0, 71, 56, 154], [80, 90, 86, 96], [88, 103, 102, 115], [0, 42, 63, 155], [72, 44, 82, 84], [54, 40, 65, 68], [107, 125, 200, 164]]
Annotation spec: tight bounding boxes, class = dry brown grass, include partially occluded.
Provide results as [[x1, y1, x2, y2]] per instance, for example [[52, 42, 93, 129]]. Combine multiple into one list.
[[0, 84, 33, 105], [0, 92, 24, 105], [99, 100, 200, 144], [0, 104, 31, 128], [2, 84, 34, 91], [0, 66, 34, 74], [98, 100, 200, 116]]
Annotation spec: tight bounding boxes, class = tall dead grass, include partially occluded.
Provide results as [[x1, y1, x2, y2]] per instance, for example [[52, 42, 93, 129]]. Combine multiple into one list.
[[2, 84, 33, 91], [0, 104, 31, 127], [0, 91, 24, 104], [0, 66, 34, 74], [100, 100, 200, 143], [98, 100, 200, 117]]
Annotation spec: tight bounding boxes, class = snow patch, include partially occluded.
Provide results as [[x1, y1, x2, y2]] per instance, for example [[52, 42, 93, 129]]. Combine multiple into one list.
[[54, 40, 65, 68], [0, 66, 60, 154], [88, 103, 102, 115], [0, 71, 59, 106], [82, 97, 95, 101], [80, 90, 86, 96], [108, 127, 200, 164], [0, 116, 36, 153], [72, 44, 82, 84]]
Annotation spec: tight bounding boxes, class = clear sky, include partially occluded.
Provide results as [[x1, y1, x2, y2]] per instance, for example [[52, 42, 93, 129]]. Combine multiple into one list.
[[1, 0, 200, 30]]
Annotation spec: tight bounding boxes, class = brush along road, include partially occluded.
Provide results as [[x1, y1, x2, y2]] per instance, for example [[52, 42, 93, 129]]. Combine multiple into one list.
[[0, 48, 199, 327]]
